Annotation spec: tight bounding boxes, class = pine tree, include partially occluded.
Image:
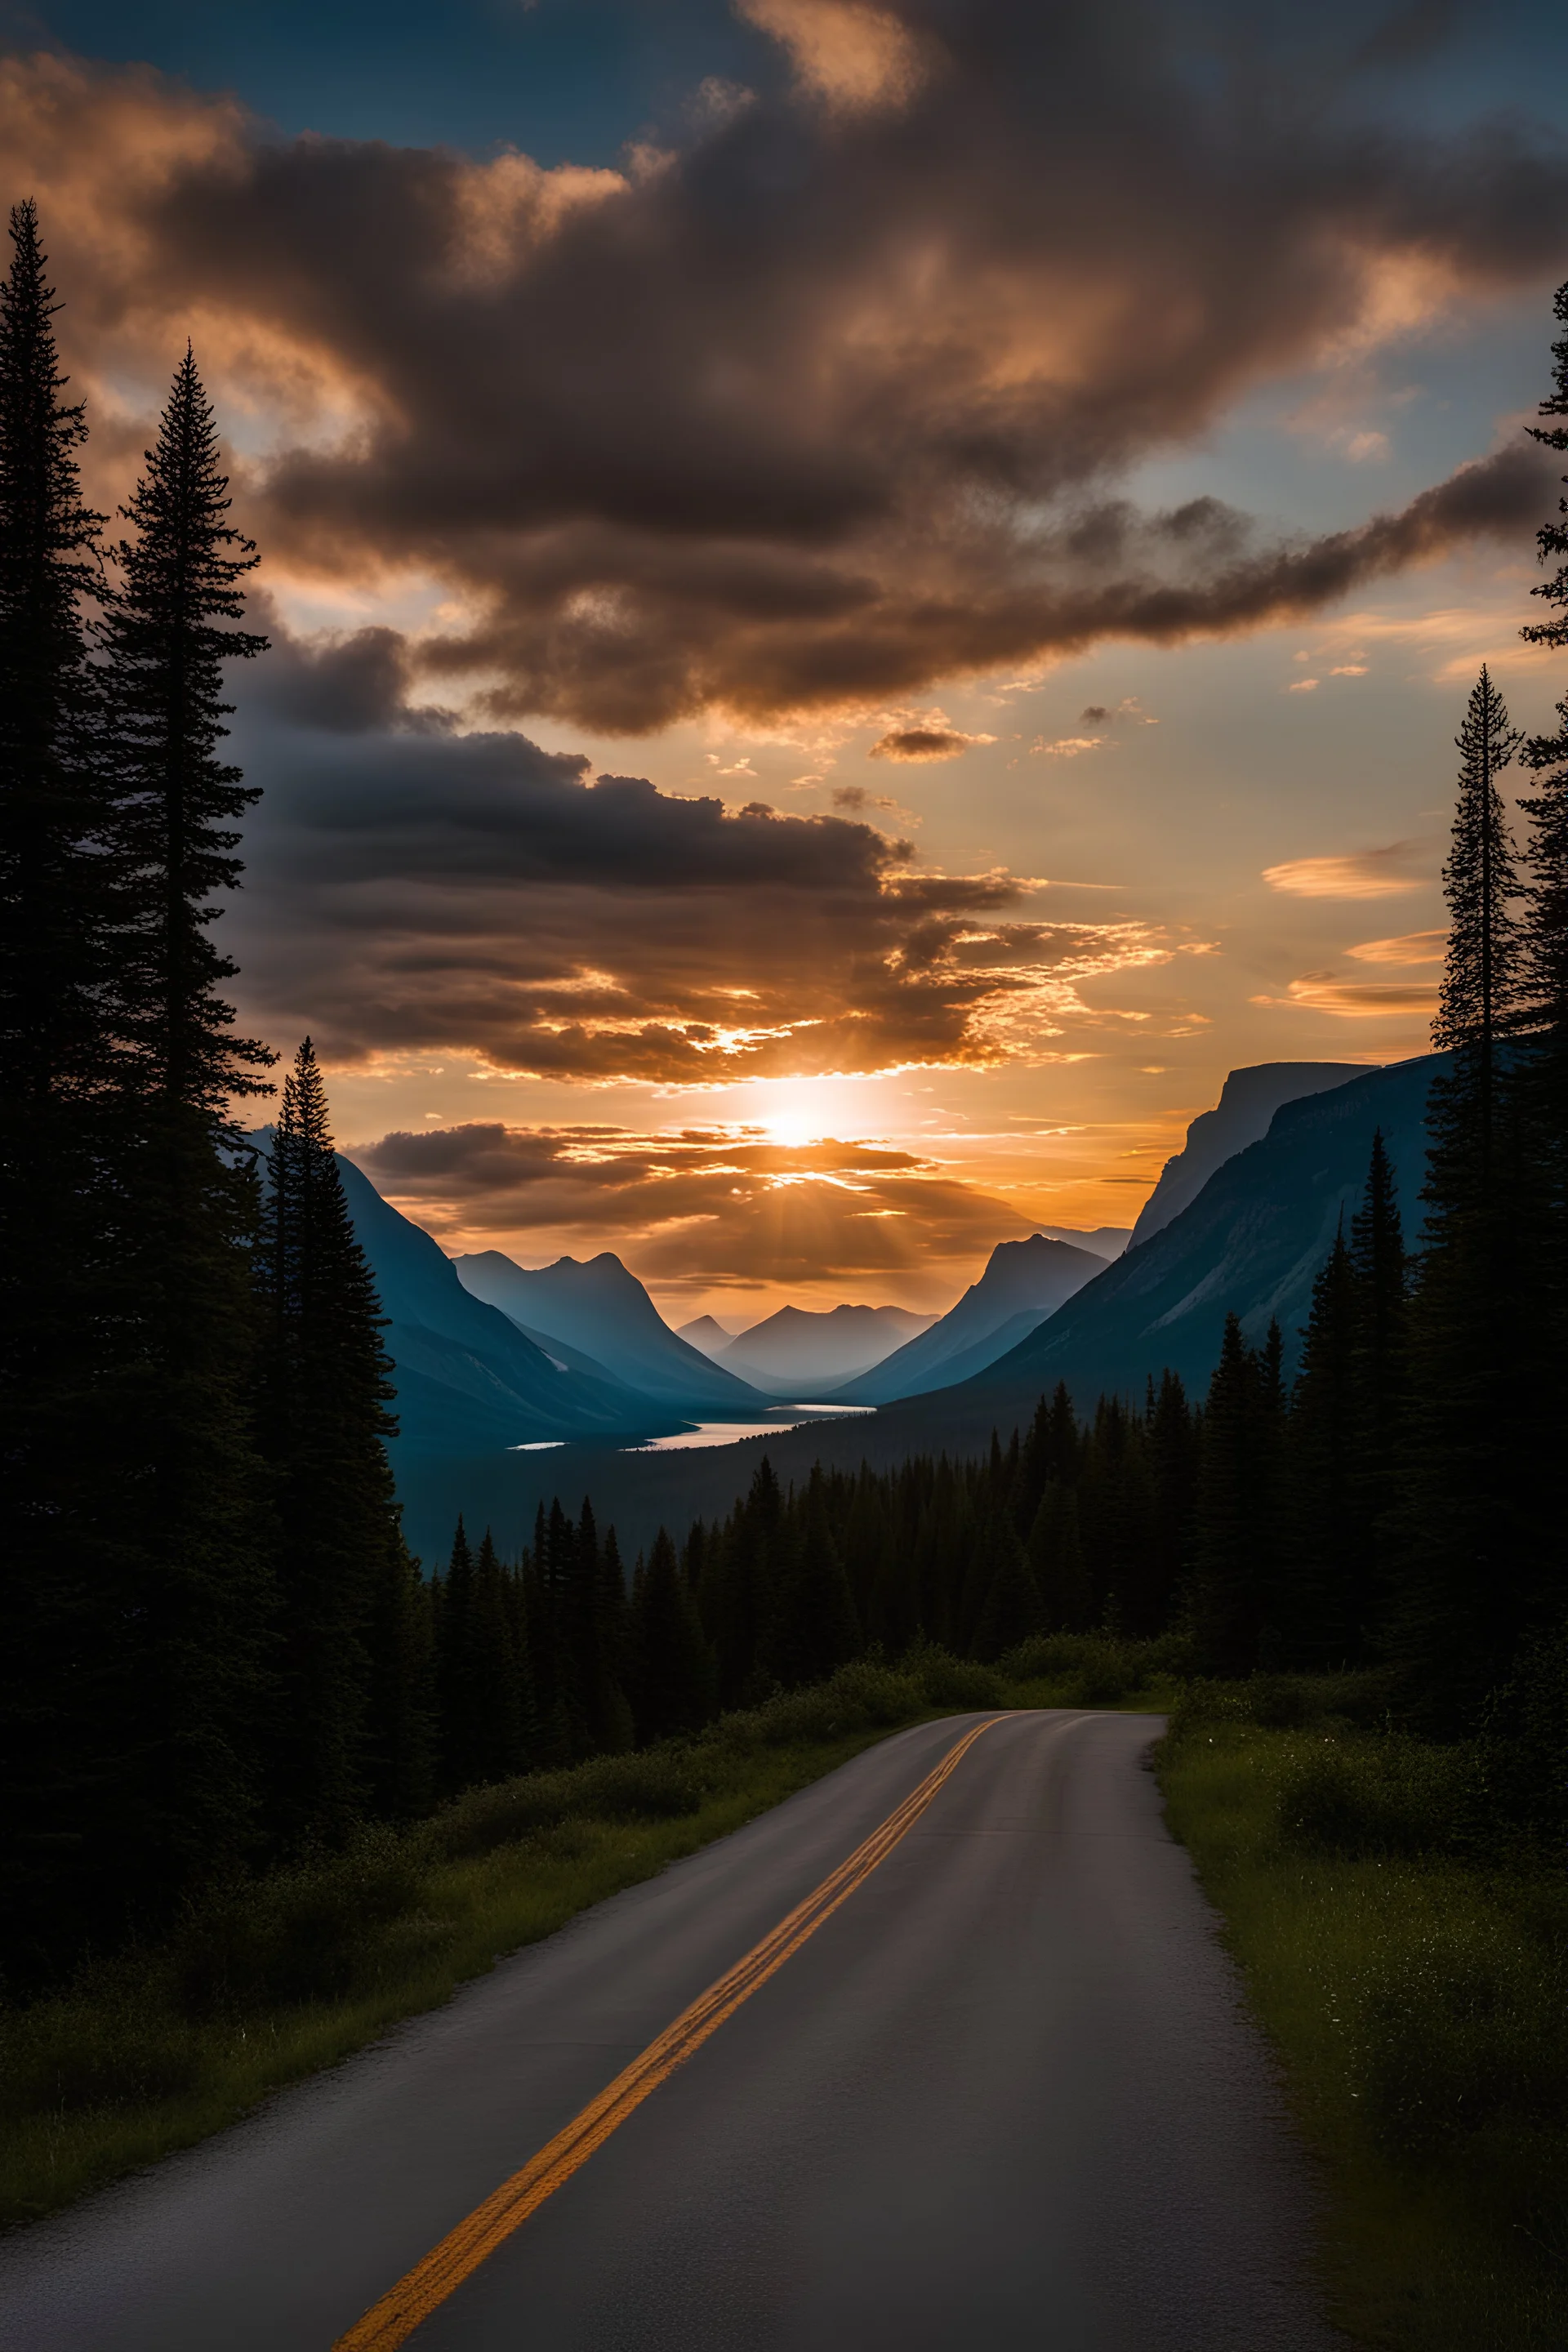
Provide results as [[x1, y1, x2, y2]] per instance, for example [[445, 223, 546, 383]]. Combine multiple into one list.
[[1027, 1481, 1089, 1631], [1146, 1371, 1197, 1635], [1515, 276, 1568, 1397], [758, 1468, 859, 1689], [1348, 1129, 1408, 1624], [363, 1530, 435, 1823], [629, 1529, 716, 1743], [1190, 1313, 1282, 1674], [1399, 674, 1537, 1723], [973, 1515, 1042, 1659], [259, 1040, 408, 1841], [0, 199, 124, 1971], [67, 348, 278, 1922], [1521, 276, 1568, 659], [1288, 1223, 1361, 1665], [437, 1520, 526, 1789], [1432, 667, 1525, 1183]]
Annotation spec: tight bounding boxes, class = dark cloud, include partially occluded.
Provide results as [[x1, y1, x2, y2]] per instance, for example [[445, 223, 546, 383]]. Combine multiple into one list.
[[230, 675, 1169, 1081], [248, 596, 453, 734], [1080, 704, 1111, 724], [350, 1121, 1038, 1294], [869, 728, 971, 763], [5, 7, 1565, 728]]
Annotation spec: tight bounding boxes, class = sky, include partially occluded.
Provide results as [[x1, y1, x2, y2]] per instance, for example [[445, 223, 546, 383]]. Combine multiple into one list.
[[5, 0, 1567, 1320]]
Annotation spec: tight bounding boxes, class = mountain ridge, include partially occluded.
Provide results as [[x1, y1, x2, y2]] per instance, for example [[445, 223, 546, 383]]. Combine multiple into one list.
[[453, 1249, 770, 1410], [829, 1234, 1107, 1404]]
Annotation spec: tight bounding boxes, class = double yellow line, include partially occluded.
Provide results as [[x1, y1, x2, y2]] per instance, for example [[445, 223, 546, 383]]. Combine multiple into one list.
[[334, 1714, 1004, 2350]]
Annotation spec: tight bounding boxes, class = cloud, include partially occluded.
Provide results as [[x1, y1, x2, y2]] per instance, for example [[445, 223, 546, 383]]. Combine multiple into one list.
[[1346, 928, 1446, 962], [231, 663, 1173, 1083], [735, 0, 935, 114], [4, 21, 1566, 729], [1032, 734, 1105, 758], [349, 1120, 1038, 1294], [1262, 844, 1425, 897], [1080, 704, 1110, 724], [868, 727, 974, 763], [1287, 677, 1321, 693], [1254, 973, 1439, 1016], [831, 783, 900, 810]]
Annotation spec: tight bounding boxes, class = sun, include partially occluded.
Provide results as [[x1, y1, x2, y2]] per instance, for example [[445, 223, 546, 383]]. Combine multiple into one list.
[[763, 1109, 815, 1150]]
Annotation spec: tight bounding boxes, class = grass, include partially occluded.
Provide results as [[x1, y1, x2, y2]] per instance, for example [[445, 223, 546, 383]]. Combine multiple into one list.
[[1158, 1682, 1568, 2350], [0, 1650, 1010, 2230]]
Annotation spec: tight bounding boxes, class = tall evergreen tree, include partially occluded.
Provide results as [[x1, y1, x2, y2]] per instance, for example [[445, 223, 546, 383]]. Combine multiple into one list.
[[1190, 1314, 1283, 1674], [1521, 276, 1568, 661], [629, 1529, 716, 1744], [0, 199, 118, 1971], [759, 1468, 859, 1689], [260, 1039, 410, 1841], [86, 346, 276, 1913], [1289, 1223, 1361, 1665], [1347, 1129, 1408, 1616], [1432, 666, 1524, 1182], [1399, 674, 1537, 1724]]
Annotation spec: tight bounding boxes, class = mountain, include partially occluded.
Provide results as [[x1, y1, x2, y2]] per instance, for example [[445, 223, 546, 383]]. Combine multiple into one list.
[[676, 1315, 739, 1361], [453, 1250, 769, 1410], [287, 1148, 668, 1459], [391, 1057, 1445, 1561], [830, 1234, 1109, 1403], [1036, 1224, 1130, 1257], [717, 1302, 937, 1395], [1128, 1062, 1365, 1250], [969, 1052, 1441, 1410]]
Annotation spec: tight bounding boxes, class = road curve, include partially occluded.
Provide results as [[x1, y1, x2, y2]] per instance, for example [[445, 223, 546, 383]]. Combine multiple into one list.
[[0, 1711, 1342, 2350]]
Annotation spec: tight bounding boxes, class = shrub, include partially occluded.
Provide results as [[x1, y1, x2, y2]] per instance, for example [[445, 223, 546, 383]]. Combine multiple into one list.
[[1276, 1735, 1491, 1862], [899, 1642, 1004, 1709]]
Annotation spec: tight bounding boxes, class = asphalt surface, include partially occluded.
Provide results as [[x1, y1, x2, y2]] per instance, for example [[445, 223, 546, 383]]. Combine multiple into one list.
[[0, 1710, 1343, 2350]]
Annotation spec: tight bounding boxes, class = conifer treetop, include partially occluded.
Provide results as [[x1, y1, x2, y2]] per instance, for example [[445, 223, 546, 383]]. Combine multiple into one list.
[[1523, 277, 1568, 652], [1433, 665, 1524, 1058]]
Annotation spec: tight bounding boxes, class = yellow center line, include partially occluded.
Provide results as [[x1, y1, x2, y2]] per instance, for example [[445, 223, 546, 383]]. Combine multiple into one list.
[[333, 1714, 1006, 2351]]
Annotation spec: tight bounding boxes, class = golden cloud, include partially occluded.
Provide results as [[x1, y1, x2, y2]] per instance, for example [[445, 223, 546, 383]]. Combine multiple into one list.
[[1262, 846, 1424, 898], [1346, 929, 1447, 964], [1253, 973, 1439, 1017], [351, 1121, 1037, 1296]]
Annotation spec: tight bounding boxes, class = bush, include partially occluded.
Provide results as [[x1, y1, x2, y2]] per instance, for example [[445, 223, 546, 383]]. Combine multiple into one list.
[[1276, 1735, 1491, 1862], [1000, 1628, 1191, 1703], [172, 1830, 429, 2016], [898, 1643, 1004, 1709]]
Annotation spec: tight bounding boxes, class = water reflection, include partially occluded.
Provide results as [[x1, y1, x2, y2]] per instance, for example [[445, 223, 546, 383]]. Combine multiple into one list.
[[626, 1405, 875, 1454]]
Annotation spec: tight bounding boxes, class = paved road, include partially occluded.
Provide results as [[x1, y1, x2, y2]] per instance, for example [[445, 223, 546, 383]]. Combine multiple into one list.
[[0, 1711, 1342, 2350]]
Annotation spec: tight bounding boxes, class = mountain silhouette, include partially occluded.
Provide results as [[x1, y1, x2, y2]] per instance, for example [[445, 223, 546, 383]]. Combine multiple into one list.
[[716, 1302, 936, 1394], [830, 1234, 1108, 1403], [454, 1250, 769, 1410], [306, 1148, 667, 1455], [1128, 1061, 1363, 1249]]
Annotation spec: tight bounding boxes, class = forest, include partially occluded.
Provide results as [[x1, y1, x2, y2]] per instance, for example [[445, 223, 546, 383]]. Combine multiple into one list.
[[2, 180, 1566, 1999]]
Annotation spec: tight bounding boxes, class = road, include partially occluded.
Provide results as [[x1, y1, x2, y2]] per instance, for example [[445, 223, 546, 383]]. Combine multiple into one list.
[[0, 1711, 1342, 2350]]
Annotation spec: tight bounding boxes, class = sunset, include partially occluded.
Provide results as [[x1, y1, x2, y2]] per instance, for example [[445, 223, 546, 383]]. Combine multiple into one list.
[[2, 3, 1567, 2346]]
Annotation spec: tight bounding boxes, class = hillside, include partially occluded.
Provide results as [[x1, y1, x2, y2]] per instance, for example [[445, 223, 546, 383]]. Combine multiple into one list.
[[831, 1234, 1108, 1403], [716, 1302, 936, 1393], [1128, 1061, 1364, 1247], [453, 1250, 768, 1410], [326, 1156, 670, 1457]]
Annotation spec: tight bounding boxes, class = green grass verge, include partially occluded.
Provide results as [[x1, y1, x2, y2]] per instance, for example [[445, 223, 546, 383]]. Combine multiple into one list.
[[0, 1650, 1009, 2230], [1158, 1687, 1568, 2350]]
